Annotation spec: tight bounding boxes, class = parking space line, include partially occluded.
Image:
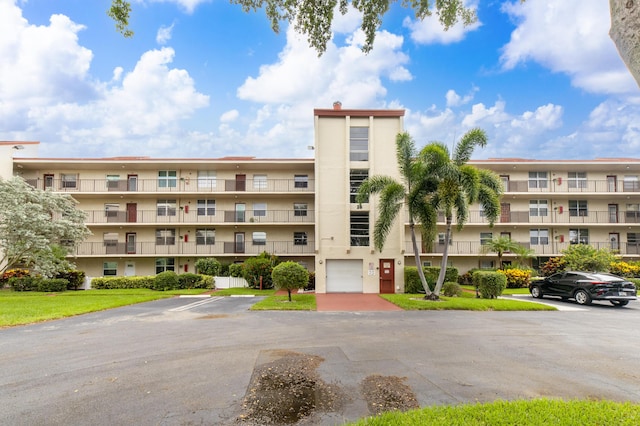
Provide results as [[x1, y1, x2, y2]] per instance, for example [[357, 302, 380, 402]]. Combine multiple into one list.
[[169, 296, 224, 312]]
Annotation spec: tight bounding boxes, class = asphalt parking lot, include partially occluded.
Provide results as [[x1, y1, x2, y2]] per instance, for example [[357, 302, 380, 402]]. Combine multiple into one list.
[[1, 295, 640, 425]]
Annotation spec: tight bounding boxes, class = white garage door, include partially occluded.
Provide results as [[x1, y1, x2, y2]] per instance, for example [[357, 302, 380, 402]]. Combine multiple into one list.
[[326, 260, 363, 293]]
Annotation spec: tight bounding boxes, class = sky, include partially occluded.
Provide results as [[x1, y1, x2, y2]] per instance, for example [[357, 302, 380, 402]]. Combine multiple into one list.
[[2, 0, 640, 160]]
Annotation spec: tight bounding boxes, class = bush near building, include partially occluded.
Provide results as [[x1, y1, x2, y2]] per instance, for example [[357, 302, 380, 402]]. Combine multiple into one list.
[[272, 261, 310, 302], [609, 260, 640, 278], [496, 268, 532, 288], [472, 271, 506, 299], [404, 266, 458, 293], [91, 274, 213, 290]]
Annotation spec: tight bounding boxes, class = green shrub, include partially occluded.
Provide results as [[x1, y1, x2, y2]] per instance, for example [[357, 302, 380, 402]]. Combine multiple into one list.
[[306, 271, 315, 291], [442, 281, 463, 297], [541, 257, 566, 276], [195, 258, 222, 276], [497, 268, 531, 288], [474, 271, 507, 299], [37, 278, 68, 292], [1, 268, 30, 286], [403, 266, 459, 293], [8, 276, 68, 292], [229, 263, 243, 277], [242, 252, 280, 289], [178, 273, 202, 289], [56, 270, 86, 290], [198, 275, 215, 289], [8, 276, 39, 291], [627, 277, 640, 287], [153, 271, 179, 291], [272, 261, 309, 301]]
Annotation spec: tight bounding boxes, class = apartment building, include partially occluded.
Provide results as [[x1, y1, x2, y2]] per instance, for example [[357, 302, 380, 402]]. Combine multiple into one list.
[[3, 107, 640, 293]]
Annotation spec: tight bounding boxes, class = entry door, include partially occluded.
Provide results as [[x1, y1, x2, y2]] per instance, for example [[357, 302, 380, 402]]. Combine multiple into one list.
[[610, 233, 620, 251], [379, 259, 395, 294], [124, 262, 136, 276], [234, 232, 245, 253], [609, 204, 618, 223], [126, 233, 136, 254], [127, 203, 137, 222], [44, 174, 54, 190], [235, 203, 246, 222], [500, 203, 511, 223], [607, 175, 617, 192], [500, 175, 510, 192], [236, 174, 246, 191], [127, 174, 138, 191]]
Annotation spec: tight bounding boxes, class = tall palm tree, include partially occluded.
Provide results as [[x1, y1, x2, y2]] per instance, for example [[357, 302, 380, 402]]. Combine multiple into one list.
[[419, 128, 503, 298], [356, 132, 439, 297], [480, 235, 519, 268]]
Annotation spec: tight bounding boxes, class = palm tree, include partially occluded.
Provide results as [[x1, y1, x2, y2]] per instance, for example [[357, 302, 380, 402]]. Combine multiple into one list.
[[511, 244, 536, 268], [356, 132, 439, 297], [419, 128, 503, 298], [480, 236, 519, 268]]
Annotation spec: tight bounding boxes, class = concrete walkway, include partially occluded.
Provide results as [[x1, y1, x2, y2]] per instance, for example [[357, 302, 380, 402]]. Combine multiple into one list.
[[315, 293, 403, 311]]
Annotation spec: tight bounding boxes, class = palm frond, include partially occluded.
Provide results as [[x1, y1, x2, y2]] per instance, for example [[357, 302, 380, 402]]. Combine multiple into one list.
[[453, 128, 487, 165]]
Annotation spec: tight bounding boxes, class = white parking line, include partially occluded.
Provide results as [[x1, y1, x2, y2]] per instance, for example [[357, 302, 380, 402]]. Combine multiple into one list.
[[169, 296, 224, 312]]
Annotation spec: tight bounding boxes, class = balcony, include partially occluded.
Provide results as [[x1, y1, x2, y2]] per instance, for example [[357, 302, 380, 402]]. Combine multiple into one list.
[[26, 177, 314, 194], [76, 240, 316, 256], [409, 210, 640, 225], [405, 241, 640, 256], [503, 179, 640, 193], [84, 209, 315, 224]]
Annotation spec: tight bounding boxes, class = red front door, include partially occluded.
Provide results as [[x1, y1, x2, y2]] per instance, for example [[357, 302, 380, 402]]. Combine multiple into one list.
[[236, 174, 246, 191], [126, 203, 137, 222], [379, 259, 395, 294]]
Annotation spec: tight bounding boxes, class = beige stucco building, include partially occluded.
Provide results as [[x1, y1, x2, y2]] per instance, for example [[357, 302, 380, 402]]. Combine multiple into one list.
[[3, 107, 640, 293]]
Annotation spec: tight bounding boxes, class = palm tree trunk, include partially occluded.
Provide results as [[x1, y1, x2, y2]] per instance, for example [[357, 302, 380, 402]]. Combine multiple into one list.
[[410, 222, 432, 297], [433, 215, 453, 296]]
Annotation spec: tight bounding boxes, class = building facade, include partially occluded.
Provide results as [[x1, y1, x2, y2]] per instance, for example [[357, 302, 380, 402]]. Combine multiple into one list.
[[3, 108, 640, 293]]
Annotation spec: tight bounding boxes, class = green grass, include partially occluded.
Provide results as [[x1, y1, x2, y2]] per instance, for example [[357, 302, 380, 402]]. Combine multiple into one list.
[[250, 294, 316, 310], [212, 287, 276, 296], [347, 399, 640, 425], [380, 293, 556, 311], [0, 288, 188, 327]]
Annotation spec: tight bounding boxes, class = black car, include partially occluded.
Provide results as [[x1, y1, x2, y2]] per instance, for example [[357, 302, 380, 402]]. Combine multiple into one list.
[[529, 271, 637, 307]]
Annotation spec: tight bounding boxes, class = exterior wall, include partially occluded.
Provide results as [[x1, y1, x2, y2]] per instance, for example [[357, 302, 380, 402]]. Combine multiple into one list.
[[314, 107, 405, 293]]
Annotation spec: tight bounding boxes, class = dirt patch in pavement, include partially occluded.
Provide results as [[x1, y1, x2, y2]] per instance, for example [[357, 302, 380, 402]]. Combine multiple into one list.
[[196, 314, 229, 319], [236, 351, 421, 424]]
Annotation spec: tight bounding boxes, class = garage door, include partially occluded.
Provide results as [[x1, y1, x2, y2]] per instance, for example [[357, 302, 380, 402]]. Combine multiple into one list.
[[326, 260, 363, 293]]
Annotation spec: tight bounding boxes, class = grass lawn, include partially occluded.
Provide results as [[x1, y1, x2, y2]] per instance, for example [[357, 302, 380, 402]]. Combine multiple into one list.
[[212, 287, 276, 296], [0, 288, 209, 327], [251, 294, 316, 310], [347, 399, 640, 425], [380, 292, 556, 311]]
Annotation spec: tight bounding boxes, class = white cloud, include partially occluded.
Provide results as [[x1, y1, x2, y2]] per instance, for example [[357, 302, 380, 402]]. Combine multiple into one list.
[[404, 1, 482, 45], [142, 0, 210, 14], [445, 86, 478, 107], [220, 109, 239, 123], [500, 0, 638, 95], [510, 104, 563, 131], [156, 23, 174, 45]]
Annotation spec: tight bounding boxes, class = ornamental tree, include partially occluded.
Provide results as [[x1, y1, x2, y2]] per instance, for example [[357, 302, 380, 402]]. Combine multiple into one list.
[[0, 177, 91, 278], [271, 261, 309, 302]]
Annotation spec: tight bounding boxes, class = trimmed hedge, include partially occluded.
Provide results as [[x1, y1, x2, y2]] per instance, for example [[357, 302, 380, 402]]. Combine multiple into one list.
[[442, 281, 463, 297], [404, 266, 459, 293], [9, 277, 69, 292], [91, 274, 213, 291], [56, 270, 86, 290], [473, 271, 507, 299]]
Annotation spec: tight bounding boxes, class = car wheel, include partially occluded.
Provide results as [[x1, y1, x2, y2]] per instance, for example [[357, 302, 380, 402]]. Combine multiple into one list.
[[530, 285, 543, 299], [574, 289, 592, 306], [611, 300, 629, 307]]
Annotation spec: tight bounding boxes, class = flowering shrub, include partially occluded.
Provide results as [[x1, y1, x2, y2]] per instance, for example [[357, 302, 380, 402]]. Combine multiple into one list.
[[1, 269, 30, 286], [541, 257, 566, 276], [609, 261, 640, 278], [497, 268, 532, 288]]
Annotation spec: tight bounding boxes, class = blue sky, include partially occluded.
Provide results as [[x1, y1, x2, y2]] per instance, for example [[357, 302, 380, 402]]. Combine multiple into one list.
[[2, 0, 639, 160]]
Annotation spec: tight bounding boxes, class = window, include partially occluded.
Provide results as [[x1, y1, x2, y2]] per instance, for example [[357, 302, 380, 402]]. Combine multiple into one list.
[[569, 229, 589, 245], [156, 258, 175, 274], [623, 175, 639, 192], [103, 232, 118, 247], [568, 172, 587, 189], [294, 232, 308, 246], [196, 229, 215, 245], [350, 212, 369, 246], [294, 203, 308, 217], [253, 203, 267, 217], [106, 174, 120, 189], [252, 231, 267, 245], [197, 171, 216, 189], [480, 232, 493, 245], [158, 170, 177, 188], [530, 229, 549, 245], [569, 200, 588, 217], [479, 260, 495, 269], [500, 175, 510, 192], [157, 199, 177, 216], [294, 175, 308, 188], [438, 233, 452, 245], [529, 200, 548, 217], [103, 262, 118, 276], [253, 174, 267, 190], [61, 173, 77, 189], [350, 127, 369, 161], [422, 261, 432, 267], [197, 199, 216, 216], [105, 203, 120, 218], [156, 228, 176, 245], [528, 171, 547, 189], [628, 233, 640, 245], [350, 169, 369, 203]]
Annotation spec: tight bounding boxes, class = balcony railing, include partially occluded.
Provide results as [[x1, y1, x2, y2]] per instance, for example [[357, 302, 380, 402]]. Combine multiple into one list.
[[26, 178, 314, 193], [408, 210, 640, 225], [503, 179, 640, 193], [405, 241, 640, 256], [75, 240, 316, 256], [84, 209, 314, 224]]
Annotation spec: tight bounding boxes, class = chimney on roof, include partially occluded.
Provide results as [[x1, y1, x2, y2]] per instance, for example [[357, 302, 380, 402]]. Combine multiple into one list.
[[333, 101, 342, 110]]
